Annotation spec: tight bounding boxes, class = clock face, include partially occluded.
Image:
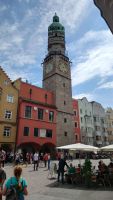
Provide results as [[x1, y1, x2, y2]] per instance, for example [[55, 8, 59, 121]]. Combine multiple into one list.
[[45, 63, 53, 74], [59, 63, 68, 73]]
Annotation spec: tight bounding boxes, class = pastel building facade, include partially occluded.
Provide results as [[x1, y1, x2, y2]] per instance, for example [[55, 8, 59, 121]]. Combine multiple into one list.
[[106, 108, 113, 144], [78, 97, 94, 145], [0, 67, 18, 151], [72, 99, 81, 143], [13, 79, 57, 153], [91, 101, 109, 147]]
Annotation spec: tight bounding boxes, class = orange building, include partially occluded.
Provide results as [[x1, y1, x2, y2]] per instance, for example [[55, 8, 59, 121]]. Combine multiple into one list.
[[14, 79, 57, 153]]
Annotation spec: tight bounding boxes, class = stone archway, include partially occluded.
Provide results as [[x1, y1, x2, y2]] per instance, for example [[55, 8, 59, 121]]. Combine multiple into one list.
[[40, 142, 56, 158], [17, 142, 41, 154]]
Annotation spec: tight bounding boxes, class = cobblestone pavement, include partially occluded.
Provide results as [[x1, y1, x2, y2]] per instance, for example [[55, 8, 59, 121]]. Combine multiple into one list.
[[2, 159, 113, 200]]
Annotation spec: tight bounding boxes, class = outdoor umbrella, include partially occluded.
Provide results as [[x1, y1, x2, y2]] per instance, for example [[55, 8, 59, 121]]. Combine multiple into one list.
[[57, 143, 99, 165], [57, 143, 99, 151], [100, 144, 113, 151]]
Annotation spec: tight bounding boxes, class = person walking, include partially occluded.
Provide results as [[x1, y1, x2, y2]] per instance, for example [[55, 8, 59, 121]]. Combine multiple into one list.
[[0, 148, 6, 168], [3, 166, 28, 200], [0, 161, 6, 200], [33, 152, 39, 171], [57, 157, 69, 184], [43, 153, 48, 168], [47, 153, 51, 170]]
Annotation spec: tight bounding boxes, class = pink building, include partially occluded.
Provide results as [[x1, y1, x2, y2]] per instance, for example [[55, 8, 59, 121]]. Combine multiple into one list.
[[73, 99, 81, 143]]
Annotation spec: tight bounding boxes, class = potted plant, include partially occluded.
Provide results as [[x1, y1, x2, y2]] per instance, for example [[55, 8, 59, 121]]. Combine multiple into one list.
[[83, 158, 92, 187]]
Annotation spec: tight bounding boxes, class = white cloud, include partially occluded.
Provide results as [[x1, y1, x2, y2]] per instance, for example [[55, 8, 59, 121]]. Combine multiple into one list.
[[0, 0, 92, 75], [0, 5, 7, 12], [71, 30, 113, 86], [98, 81, 113, 89], [73, 93, 94, 101]]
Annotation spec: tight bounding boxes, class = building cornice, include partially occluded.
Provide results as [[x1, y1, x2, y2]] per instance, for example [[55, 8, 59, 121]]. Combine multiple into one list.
[[19, 97, 57, 109], [0, 121, 16, 125]]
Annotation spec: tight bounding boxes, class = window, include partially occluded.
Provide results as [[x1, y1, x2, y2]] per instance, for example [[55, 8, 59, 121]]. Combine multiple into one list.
[[46, 129, 52, 138], [25, 106, 32, 118], [64, 118, 67, 123], [45, 94, 47, 103], [74, 110, 77, 116], [101, 119, 104, 124], [75, 122, 78, 127], [7, 95, 14, 103], [38, 108, 43, 120], [49, 111, 54, 122], [40, 129, 46, 137], [34, 128, 38, 137], [3, 127, 11, 137], [64, 101, 66, 105], [81, 117, 83, 123], [95, 126, 100, 131], [94, 117, 96, 122], [64, 132, 67, 136], [5, 110, 12, 119], [80, 109, 82, 114], [63, 83, 65, 87], [0, 88, 2, 97], [4, 80, 9, 85], [23, 127, 29, 136]]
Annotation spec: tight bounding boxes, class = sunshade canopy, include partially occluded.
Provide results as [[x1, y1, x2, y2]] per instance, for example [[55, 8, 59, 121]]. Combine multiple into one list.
[[57, 143, 99, 152]]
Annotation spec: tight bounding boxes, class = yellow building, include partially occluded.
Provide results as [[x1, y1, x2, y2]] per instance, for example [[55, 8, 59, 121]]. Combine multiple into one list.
[[106, 108, 113, 144], [0, 67, 18, 152]]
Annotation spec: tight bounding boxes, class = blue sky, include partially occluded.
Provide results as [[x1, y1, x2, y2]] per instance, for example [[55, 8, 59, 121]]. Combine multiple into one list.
[[0, 0, 113, 108]]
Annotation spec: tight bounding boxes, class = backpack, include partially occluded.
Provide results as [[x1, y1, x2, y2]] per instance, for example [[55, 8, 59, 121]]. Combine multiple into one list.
[[0, 169, 6, 184], [5, 178, 18, 200]]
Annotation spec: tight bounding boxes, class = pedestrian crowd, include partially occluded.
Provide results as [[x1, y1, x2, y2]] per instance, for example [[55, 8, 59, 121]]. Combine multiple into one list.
[[0, 148, 54, 200]]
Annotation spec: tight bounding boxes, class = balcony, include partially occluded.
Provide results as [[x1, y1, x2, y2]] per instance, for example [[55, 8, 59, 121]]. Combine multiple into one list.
[[94, 121, 100, 126], [86, 132, 94, 137], [102, 123, 107, 128], [103, 132, 108, 137], [96, 140, 102, 145], [103, 141, 109, 146], [95, 131, 101, 136]]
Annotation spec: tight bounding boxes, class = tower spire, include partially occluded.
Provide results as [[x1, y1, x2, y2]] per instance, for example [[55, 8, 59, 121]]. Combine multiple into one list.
[[48, 14, 65, 55]]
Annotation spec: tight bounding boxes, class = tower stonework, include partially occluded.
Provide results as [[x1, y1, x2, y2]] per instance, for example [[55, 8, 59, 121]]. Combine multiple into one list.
[[43, 14, 74, 146]]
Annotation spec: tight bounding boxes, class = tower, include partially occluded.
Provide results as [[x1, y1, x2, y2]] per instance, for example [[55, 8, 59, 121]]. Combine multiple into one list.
[[43, 14, 74, 146]]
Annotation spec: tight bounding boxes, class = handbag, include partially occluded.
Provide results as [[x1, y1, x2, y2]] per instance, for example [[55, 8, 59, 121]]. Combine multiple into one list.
[[5, 178, 18, 200]]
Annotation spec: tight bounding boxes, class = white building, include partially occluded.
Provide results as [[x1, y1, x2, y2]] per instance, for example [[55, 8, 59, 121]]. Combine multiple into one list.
[[106, 108, 113, 144], [78, 98, 109, 147], [78, 97, 94, 145], [91, 101, 109, 147]]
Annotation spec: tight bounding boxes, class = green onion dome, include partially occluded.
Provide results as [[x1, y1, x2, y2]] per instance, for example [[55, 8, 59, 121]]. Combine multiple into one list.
[[48, 13, 64, 32]]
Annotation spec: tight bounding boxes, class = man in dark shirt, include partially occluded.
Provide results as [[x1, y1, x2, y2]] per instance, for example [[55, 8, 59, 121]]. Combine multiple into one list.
[[57, 157, 69, 184]]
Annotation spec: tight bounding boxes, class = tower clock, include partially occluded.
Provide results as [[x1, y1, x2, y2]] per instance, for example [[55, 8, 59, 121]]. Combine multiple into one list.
[[43, 13, 74, 146]]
